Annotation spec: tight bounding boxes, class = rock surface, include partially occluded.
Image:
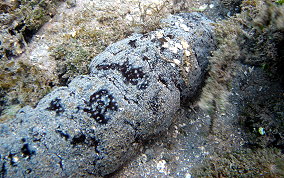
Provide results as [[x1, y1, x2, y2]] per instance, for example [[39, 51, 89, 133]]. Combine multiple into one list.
[[0, 13, 215, 177]]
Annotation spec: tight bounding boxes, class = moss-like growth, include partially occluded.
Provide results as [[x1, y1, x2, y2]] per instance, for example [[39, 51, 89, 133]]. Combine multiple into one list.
[[195, 1, 284, 176], [192, 148, 284, 177], [0, 0, 62, 59], [197, 17, 243, 112], [235, 0, 284, 150], [0, 0, 62, 121], [0, 59, 53, 121], [50, 41, 93, 85], [198, 0, 284, 111], [130, 1, 172, 34], [240, 0, 284, 81]]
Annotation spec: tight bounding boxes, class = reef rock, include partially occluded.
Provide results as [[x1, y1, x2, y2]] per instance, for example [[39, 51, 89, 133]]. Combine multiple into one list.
[[0, 13, 215, 177]]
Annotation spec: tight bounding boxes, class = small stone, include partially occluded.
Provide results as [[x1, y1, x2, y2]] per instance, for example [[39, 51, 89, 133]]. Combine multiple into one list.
[[258, 127, 265, 135]]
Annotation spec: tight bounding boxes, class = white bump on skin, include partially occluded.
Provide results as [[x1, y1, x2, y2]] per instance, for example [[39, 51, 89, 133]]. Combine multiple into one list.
[[175, 43, 183, 50], [175, 22, 180, 27], [156, 30, 164, 39], [184, 50, 191, 56], [162, 42, 170, 48], [173, 59, 180, 65], [181, 40, 189, 49], [165, 37, 171, 41], [169, 46, 178, 54], [180, 24, 190, 32]]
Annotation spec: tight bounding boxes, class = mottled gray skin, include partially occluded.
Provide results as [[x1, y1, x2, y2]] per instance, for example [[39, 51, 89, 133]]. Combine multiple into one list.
[[0, 13, 215, 177]]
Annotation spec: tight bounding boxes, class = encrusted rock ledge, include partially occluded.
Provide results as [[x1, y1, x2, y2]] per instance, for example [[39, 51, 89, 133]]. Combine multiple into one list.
[[0, 13, 215, 177]]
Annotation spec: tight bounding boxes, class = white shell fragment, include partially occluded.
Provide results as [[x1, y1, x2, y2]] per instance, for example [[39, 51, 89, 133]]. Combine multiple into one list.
[[180, 24, 190, 32]]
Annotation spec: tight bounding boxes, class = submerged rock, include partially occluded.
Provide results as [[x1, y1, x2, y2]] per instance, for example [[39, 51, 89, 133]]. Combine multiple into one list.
[[0, 13, 215, 177]]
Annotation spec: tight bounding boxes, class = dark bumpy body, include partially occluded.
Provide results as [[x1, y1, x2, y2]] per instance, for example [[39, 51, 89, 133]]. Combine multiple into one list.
[[0, 13, 215, 177]]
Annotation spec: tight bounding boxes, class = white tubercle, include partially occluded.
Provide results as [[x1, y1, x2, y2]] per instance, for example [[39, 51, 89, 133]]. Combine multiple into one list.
[[180, 24, 190, 32]]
